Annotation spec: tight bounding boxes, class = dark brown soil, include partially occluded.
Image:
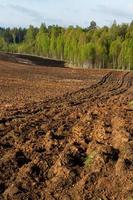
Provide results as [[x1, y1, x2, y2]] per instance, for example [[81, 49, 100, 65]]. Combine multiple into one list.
[[0, 60, 105, 113], [0, 61, 133, 200]]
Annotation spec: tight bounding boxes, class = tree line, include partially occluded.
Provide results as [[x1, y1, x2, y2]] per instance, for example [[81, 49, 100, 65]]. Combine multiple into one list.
[[0, 21, 133, 70]]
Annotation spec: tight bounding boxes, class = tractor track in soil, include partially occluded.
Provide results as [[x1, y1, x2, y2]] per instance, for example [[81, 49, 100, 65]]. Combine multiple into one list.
[[0, 71, 133, 200]]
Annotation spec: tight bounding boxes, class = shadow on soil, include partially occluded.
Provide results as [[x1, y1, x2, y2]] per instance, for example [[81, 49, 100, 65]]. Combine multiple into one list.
[[0, 52, 66, 67]]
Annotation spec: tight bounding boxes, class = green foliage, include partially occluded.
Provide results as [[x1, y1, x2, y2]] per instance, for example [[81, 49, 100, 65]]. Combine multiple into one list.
[[110, 37, 122, 68], [80, 43, 95, 67], [49, 28, 57, 58], [0, 36, 7, 51], [35, 24, 50, 57], [0, 21, 133, 70], [56, 35, 64, 59], [23, 25, 37, 54], [84, 151, 96, 167], [119, 39, 133, 70], [128, 197, 133, 200], [128, 100, 133, 109]]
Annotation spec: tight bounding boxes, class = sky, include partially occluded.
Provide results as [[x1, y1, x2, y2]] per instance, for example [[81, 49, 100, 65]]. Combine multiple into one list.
[[0, 0, 133, 28]]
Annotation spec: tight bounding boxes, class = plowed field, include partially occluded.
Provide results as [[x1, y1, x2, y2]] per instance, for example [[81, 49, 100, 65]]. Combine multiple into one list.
[[0, 61, 133, 200]]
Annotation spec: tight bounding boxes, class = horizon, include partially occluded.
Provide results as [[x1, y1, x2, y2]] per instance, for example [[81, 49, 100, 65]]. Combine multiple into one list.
[[0, 20, 133, 29], [0, 0, 133, 28]]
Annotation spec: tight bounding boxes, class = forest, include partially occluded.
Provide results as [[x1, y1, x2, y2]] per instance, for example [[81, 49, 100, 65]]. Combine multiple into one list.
[[0, 21, 133, 70]]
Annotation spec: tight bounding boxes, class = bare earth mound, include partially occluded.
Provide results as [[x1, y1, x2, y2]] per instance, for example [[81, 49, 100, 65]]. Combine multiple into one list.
[[0, 61, 133, 200]]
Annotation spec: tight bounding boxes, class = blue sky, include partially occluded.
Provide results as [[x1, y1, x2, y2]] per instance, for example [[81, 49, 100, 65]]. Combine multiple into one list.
[[0, 0, 133, 27]]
